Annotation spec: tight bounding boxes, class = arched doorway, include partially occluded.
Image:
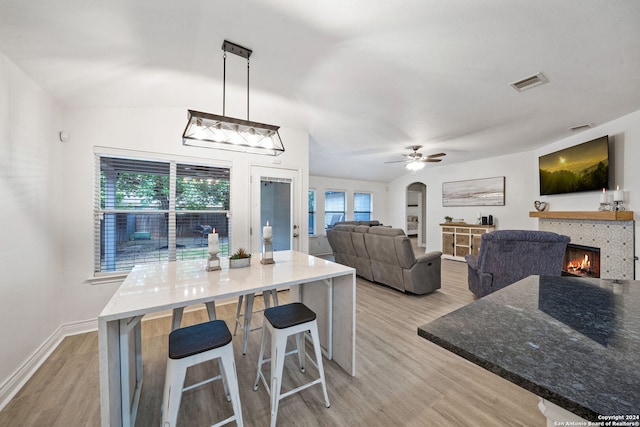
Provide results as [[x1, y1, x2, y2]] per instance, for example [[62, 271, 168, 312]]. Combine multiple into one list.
[[406, 182, 427, 247]]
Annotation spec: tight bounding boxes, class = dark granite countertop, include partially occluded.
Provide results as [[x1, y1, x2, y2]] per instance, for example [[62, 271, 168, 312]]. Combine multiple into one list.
[[418, 275, 640, 421]]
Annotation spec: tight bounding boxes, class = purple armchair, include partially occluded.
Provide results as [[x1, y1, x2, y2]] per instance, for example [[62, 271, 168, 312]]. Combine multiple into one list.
[[465, 230, 570, 298]]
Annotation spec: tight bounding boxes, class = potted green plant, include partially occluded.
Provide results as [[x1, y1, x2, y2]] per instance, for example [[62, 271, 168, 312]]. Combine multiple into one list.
[[229, 247, 251, 268], [444, 216, 453, 223]]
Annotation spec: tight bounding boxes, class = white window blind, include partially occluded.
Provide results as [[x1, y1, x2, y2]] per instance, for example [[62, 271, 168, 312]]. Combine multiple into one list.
[[94, 155, 231, 274], [354, 192, 372, 221], [324, 191, 345, 229]]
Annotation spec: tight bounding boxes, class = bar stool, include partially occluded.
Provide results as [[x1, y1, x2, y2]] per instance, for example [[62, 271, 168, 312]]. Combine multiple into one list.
[[253, 303, 330, 427], [233, 289, 279, 355], [161, 320, 243, 427]]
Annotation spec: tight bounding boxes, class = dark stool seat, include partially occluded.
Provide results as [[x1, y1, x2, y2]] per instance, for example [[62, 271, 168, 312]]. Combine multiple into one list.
[[264, 302, 316, 329], [162, 319, 243, 426], [254, 302, 330, 427], [169, 319, 232, 359]]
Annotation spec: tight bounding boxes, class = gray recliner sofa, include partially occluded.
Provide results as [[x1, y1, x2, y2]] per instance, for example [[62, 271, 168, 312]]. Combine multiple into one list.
[[327, 225, 441, 295], [464, 229, 570, 298]]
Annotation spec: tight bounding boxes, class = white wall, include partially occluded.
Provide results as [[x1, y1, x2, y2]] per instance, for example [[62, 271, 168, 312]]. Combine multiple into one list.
[[0, 53, 63, 390], [387, 151, 537, 253], [387, 109, 640, 272], [308, 176, 388, 255], [59, 107, 310, 324], [533, 110, 639, 212], [309, 175, 389, 229]]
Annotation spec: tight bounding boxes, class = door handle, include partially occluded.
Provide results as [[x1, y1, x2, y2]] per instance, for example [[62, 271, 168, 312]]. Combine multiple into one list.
[[293, 224, 299, 238]]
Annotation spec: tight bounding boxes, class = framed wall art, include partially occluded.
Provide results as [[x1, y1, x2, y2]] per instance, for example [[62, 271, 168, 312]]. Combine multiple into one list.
[[442, 177, 505, 206]]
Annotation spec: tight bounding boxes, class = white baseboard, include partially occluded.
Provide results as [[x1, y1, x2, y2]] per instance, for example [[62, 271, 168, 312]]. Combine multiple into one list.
[[0, 297, 263, 412], [0, 318, 97, 411]]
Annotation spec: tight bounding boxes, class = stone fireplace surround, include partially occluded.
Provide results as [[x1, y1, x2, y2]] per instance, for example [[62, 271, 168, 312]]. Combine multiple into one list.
[[530, 211, 635, 280]]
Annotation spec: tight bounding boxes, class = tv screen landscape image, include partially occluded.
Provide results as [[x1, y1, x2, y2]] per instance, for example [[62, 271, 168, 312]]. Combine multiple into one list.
[[539, 136, 609, 196]]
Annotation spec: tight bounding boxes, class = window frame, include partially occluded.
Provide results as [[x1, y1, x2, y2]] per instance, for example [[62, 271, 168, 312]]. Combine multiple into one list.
[[324, 190, 346, 229], [93, 150, 232, 277], [353, 191, 373, 221]]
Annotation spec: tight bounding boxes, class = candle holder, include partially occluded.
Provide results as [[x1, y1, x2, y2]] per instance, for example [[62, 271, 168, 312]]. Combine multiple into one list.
[[207, 252, 221, 271], [260, 237, 274, 265], [612, 200, 626, 211], [598, 202, 611, 212], [206, 231, 221, 271]]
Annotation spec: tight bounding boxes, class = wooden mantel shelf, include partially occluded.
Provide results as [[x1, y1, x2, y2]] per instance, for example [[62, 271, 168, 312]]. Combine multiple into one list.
[[529, 211, 634, 221]]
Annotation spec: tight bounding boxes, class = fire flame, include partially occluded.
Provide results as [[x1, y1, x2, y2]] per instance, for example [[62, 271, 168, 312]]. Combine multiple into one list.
[[567, 254, 590, 272]]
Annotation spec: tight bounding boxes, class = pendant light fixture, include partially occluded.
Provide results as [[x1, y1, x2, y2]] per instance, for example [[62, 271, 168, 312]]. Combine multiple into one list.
[[182, 40, 285, 156]]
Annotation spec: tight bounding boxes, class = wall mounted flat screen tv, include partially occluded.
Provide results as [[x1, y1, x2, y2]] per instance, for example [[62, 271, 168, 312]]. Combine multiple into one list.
[[539, 136, 609, 196]]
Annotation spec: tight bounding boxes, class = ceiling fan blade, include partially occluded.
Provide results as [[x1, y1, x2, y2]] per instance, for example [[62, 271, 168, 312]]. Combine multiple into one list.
[[423, 158, 442, 162], [427, 152, 446, 158], [384, 160, 410, 164]]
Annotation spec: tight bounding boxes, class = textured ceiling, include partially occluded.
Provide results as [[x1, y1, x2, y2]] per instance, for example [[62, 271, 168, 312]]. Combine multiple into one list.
[[1, 0, 639, 181]]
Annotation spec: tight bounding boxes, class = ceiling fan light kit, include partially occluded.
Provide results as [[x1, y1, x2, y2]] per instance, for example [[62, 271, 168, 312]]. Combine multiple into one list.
[[384, 145, 446, 171], [406, 160, 426, 171], [182, 40, 285, 156]]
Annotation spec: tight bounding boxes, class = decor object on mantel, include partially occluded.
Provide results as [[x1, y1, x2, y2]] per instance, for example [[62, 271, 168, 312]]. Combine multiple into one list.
[[182, 40, 285, 156], [533, 200, 549, 212], [230, 248, 251, 268], [598, 188, 611, 211], [612, 185, 625, 211]]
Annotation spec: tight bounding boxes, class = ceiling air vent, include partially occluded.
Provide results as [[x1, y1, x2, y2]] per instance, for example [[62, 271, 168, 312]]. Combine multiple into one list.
[[510, 72, 549, 92], [569, 124, 592, 132]]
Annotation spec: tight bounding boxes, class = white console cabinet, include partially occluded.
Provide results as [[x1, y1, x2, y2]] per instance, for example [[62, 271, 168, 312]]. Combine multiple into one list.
[[440, 223, 495, 261]]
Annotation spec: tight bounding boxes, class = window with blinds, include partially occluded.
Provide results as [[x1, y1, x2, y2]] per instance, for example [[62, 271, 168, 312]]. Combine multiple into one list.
[[354, 192, 372, 221], [95, 155, 231, 274], [324, 190, 345, 229]]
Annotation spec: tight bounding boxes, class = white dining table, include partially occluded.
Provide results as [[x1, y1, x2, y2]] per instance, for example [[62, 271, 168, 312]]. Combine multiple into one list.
[[98, 250, 356, 427]]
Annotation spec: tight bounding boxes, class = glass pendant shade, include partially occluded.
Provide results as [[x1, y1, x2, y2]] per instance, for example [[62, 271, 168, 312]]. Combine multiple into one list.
[[406, 160, 426, 171], [183, 110, 285, 156]]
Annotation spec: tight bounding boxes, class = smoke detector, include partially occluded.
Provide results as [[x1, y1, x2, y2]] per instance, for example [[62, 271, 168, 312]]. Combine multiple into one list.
[[510, 72, 549, 92]]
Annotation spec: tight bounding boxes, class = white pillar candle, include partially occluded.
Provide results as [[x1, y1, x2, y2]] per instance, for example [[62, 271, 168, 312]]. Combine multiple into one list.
[[613, 185, 624, 202], [263, 221, 272, 240], [600, 188, 607, 203], [208, 231, 219, 254]]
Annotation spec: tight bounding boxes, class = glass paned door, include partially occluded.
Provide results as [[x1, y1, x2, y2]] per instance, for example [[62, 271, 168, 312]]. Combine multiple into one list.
[[250, 166, 300, 253]]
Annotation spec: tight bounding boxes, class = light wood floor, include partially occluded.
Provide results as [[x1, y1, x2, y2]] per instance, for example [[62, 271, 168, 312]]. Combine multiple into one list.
[[0, 259, 545, 426]]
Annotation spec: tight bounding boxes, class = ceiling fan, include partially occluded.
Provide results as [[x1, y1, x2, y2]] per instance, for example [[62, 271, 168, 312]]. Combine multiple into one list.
[[385, 146, 446, 171]]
